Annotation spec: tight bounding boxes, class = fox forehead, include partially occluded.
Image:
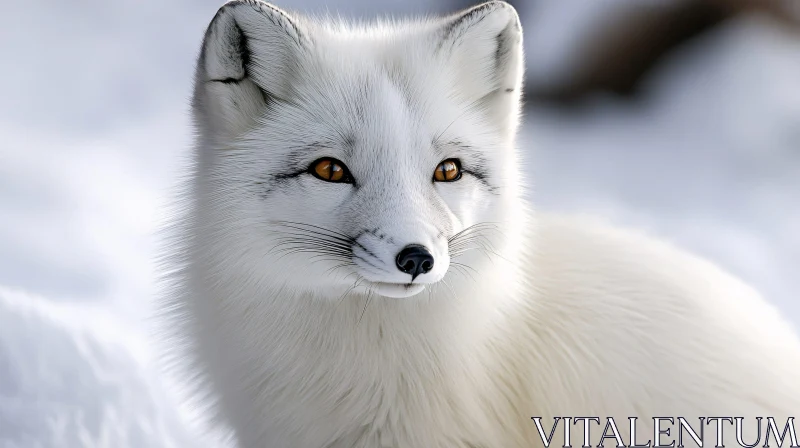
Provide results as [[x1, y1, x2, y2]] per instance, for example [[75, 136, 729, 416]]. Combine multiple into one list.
[[287, 42, 463, 126], [246, 54, 486, 173], [287, 68, 432, 155]]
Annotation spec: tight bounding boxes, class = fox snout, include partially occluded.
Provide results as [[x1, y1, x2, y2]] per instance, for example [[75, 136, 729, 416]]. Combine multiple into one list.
[[346, 220, 451, 298]]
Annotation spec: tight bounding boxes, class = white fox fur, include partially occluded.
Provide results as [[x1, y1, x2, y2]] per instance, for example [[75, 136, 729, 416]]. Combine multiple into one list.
[[161, 1, 800, 447]]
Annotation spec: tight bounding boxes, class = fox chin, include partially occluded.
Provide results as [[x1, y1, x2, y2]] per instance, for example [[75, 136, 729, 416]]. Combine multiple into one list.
[[158, 1, 800, 447]]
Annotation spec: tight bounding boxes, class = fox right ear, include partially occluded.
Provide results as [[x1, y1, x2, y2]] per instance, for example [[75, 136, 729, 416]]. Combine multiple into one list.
[[436, 1, 523, 135], [193, 1, 307, 138]]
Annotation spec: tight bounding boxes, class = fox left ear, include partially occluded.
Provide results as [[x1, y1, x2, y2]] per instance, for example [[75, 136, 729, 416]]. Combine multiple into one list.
[[193, 1, 308, 140], [437, 1, 524, 134]]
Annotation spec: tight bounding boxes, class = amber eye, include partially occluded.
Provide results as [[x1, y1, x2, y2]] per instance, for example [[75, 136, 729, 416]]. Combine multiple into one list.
[[310, 158, 352, 183], [433, 159, 462, 182]]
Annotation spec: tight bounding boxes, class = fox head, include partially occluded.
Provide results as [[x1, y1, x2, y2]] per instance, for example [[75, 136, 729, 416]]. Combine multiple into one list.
[[189, 0, 526, 300]]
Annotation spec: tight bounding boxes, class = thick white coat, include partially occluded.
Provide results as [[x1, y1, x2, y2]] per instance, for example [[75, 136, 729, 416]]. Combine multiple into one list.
[[161, 1, 800, 447]]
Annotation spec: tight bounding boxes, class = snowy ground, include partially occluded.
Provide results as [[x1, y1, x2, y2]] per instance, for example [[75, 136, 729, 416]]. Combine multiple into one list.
[[0, 1, 798, 446]]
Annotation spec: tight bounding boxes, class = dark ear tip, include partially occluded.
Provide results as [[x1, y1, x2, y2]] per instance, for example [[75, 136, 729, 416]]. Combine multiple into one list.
[[473, 1, 518, 15], [490, 1, 521, 27], [211, 0, 290, 23], [488, 2, 522, 37], [203, 1, 244, 44], [454, 1, 521, 31], [214, 0, 247, 18], [482, 1, 512, 8]]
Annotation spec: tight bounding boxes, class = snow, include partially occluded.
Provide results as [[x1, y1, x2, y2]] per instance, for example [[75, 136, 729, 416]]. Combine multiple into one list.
[[0, 1, 797, 446]]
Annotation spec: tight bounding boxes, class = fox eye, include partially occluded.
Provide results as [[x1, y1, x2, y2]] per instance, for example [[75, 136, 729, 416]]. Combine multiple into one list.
[[433, 159, 462, 182], [310, 158, 353, 184]]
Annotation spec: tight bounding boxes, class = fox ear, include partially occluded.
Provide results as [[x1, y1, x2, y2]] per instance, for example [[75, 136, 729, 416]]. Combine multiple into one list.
[[437, 1, 524, 134], [193, 1, 307, 138]]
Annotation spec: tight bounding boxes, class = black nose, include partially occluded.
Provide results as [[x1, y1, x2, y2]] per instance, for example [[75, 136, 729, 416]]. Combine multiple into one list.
[[395, 245, 434, 281]]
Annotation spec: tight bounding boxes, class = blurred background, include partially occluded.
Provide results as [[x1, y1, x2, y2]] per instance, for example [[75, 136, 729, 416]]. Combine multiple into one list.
[[1, 0, 798, 446]]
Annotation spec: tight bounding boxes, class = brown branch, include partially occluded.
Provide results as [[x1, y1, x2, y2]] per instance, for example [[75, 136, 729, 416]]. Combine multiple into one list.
[[524, 0, 799, 105]]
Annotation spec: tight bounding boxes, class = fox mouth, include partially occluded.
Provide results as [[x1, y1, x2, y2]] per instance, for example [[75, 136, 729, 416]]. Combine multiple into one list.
[[363, 281, 426, 299]]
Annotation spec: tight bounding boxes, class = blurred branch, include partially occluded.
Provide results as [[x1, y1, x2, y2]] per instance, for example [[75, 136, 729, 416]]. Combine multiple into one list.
[[525, 0, 800, 105], [709, 0, 800, 28]]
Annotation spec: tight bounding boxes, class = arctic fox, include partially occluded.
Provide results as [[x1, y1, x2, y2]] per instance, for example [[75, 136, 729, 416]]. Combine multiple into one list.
[[161, 1, 800, 447]]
